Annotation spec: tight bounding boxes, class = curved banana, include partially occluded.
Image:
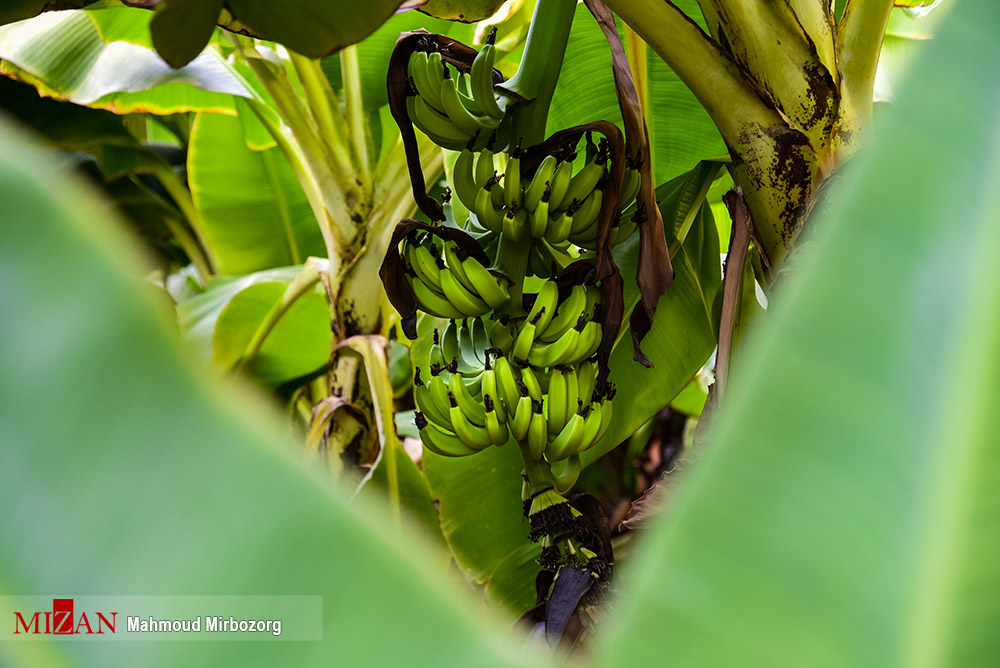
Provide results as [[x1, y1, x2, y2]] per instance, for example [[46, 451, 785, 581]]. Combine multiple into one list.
[[544, 210, 573, 245], [414, 369, 452, 428], [493, 354, 520, 413], [611, 212, 639, 245], [538, 285, 585, 343], [530, 194, 549, 239], [569, 188, 603, 236], [409, 51, 443, 112], [489, 318, 515, 353], [546, 367, 568, 435], [545, 413, 585, 462], [456, 72, 486, 116], [449, 373, 486, 426], [448, 396, 492, 449], [461, 256, 510, 309], [527, 401, 547, 461], [510, 393, 533, 442], [594, 396, 613, 443], [409, 273, 465, 319], [417, 412, 480, 457], [574, 320, 602, 361], [439, 267, 490, 317], [548, 159, 574, 211], [620, 165, 641, 207], [511, 318, 536, 362], [481, 360, 506, 423], [484, 395, 509, 446], [502, 206, 527, 242], [577, 359, 597, 406], [442, 242, 476, 294], [452, 148, 480, 212], [475, 148, 495, 188], [470, 37, 506, 120], [527, 280, 559, 334], [519, 365, 543, 402], [563, 151, 607, 207], [550, 454, 581, 494], [561, 365, 579, 433], [407, 95, 467, 149], [429, 329, 446, 368], [428, 370, 454, 418], [524, 155, 557, 212], [527, 319, 581, 368], [474, 177, 505, 233], [577, 401, 603, 455], [407, 240, 443, 292], [503, 151, 521, 209], [441, 320, 459, 363], [439, 73, 499, 137]]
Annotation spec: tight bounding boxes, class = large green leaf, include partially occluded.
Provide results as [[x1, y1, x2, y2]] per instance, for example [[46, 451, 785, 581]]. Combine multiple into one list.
[[599, 4, 1000, 666], [0, 11, 251, 114], [0, 119, 545, 666], [187, 111, 325, 274]]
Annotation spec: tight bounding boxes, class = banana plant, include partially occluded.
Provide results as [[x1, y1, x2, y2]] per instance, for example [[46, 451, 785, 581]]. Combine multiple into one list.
[[1, 2, 997, 664]]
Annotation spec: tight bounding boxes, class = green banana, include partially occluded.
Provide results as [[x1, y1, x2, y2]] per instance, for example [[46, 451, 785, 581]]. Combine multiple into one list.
[[452, 148, 480, 212], [546, 367, 568, 435], [527, 317, 581, 368], [449, 373, 486, 426], [460, 255, 510, 309], [456, 72, 486, 116], [548, 159, 574, 211], [577, 401, 603, 455], [475, 147, 495, 188], [544, 210, 573, 245], [524, 154, 557, 212], [483, 395, 509, 446], [511, 316, 536, 362], [414, 369, 452, 429], [429, 328, 447, 367], [502, 206, 527, 242], [577, 359, 597, 405], [448, 395, 492, 449], [574, 320, 602, 361], [474, 176, 505, 233], [470, 34, 506, 120], [427, 370, 454, 419], [550, 454, 581, 494], [519, 365, 543, 402], [439, 267, 490, 317], [563, 149, 607, 207], [527, 400, 547, 461], [530, 193, 549, 239], [442, 242, 475, 293], [407, 239, 443, 292], [489, 317, 515, 353], [545, 413, 585, 462], [527, 279, 558, 334], [441, 320, 459, 362], [510, 392, 532, 442], [569, 187, 603, 237], [537, 284, 585, 343], [416, 412, 480, 457], [440, 72, 499, 137], [409, 273, 465, 319], [595, 396, 613, 442], [611, 212, 639, 245], [481, 357, 507, 422], [408, 51, 443, 112], [493, 354, 521, 413], [503, 150, 521, 209], [620, 165, 641, 207], [407, 95, 467, 149], [561, 365, 579, 433]]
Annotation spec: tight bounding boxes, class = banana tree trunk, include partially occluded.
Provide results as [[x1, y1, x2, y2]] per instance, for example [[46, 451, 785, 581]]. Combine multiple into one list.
[[602, 0, 894, 270]]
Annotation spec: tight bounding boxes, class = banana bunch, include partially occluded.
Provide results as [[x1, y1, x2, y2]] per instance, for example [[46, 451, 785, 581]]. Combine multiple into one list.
[[497, 279, 604, 368], [414, 318, 505, 456], [402, 232, 511, 319], [406, 35, 508, 152], [452, 131, 643, 252]]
